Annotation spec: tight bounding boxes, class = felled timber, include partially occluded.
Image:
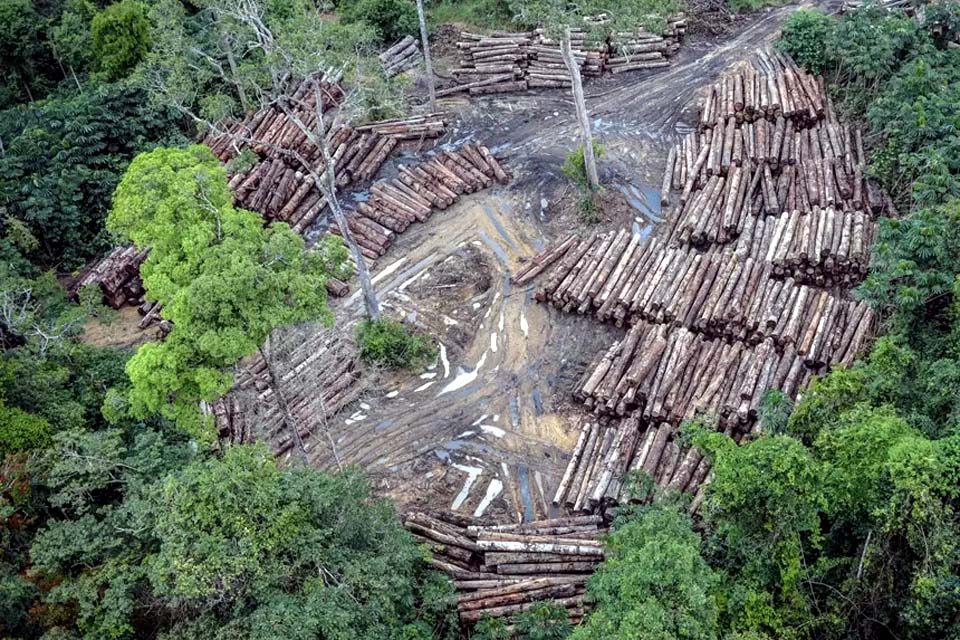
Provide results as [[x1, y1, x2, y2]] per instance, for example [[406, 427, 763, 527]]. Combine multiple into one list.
[[517, 48, 889, 513], [354, 113, 446, 139], [380, 35, 423, 77], [208, 327, 364, 455], [403, 512, 603, 626], [330, 143, 510, 259], [444, 15, 685, 95], [70, 245, 150, 310]]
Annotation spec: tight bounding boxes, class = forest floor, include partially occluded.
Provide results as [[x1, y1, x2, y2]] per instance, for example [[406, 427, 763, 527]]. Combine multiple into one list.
[[297, 2, 809, 521]]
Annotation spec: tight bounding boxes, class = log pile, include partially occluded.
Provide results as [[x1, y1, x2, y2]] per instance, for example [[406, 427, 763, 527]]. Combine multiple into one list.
[[450, 31, 532, 95], [604, 17, 686, 74], [444, 16, 685, 95], [732, 206, 876, 286], [330, 143, 510, 259], [380, 35, 423, 77], [572, 319, 873, 424], [209, 327, 363, 455], [515, 49, 888, 511], [354, 113, 446, 140], [203, 76, 345, 164], [525, 232, 875, 351], [203, 75, 420, 234], [528, 27, 605, 88], [552, 417, 720, 512], [226, 127, 400, 234], [404, 512, 603, 625], [71, 245, 149, 309]]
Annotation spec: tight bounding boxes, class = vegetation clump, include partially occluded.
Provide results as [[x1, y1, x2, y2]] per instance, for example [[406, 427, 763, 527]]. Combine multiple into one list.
[[356, 318, 436, 370]]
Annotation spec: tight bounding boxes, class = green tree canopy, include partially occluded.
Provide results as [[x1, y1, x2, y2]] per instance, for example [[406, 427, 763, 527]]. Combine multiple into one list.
[[107, 145, 343, 438]]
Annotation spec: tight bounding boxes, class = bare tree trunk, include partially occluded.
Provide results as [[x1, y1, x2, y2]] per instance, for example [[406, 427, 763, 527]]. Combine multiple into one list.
[[259, 340, 308, 465], [416, 0, 437, 112], [220, 25, 250, 112], [311, 81, 382, 321], [561, 28, 599, 191]]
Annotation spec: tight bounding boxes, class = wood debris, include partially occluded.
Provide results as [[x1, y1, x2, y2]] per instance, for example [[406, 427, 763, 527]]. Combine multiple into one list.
[[208, 327, 364, 455]]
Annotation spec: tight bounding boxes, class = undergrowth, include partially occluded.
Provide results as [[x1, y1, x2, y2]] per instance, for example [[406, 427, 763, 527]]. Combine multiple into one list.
[[356, 318, 436, 370]]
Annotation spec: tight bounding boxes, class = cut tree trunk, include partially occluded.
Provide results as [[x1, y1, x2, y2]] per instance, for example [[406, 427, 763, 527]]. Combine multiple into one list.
[[561, 28, 600, 191], [417, 0, 437, 112]]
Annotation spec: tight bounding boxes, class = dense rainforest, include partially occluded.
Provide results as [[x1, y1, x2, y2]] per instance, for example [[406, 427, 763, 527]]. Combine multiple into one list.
[[1, 0, 960, 639]]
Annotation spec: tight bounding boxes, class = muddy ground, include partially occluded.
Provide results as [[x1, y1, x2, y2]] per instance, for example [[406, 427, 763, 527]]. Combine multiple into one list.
[[294, 3, 810, 522]]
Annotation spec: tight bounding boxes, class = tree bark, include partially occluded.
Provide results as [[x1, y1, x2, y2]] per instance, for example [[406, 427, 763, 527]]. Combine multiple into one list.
[[311, 81, 382, 321], [561, 28, 599, 191], [416, 0, 437, 112]]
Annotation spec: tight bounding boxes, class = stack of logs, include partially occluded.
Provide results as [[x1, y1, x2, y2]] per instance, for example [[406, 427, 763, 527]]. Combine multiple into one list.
[[572, 319, 870, 423], [444, 16, 685, 95], [354, 113, 446, 140], [226, 126, 399, 233], [208, 327, 364, 455], [523, 231, 875, 353], [380, 35, 423, 77], [71, 245, 149, 309], [331, 143, 510, 259], [604, 18, 686, 74], [528, 27, 605, 88], [404, 512, 603, 625], [515, 49, 885, 510], [449, 31, 532, 96], [553, 417, 716, 513], [203, 75, 344, 164]]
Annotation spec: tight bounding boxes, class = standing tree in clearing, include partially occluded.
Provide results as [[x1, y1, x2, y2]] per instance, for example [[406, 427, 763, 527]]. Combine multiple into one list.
[[107, 145, 346, 449]]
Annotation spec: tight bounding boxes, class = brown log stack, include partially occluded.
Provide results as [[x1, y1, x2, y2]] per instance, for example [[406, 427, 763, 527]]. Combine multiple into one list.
[[380, 35, 423, 77], [207, 326, 364, 454], [330, 143, 510, 259], [403, 512, 604, 626], [444, 15, 685, 95]]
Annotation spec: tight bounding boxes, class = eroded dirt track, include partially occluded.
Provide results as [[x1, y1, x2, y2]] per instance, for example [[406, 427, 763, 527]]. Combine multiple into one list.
[[300, 5, 803, 521]]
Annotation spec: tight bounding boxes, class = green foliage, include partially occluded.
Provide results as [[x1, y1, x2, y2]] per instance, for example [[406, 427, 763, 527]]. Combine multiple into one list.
[[726, 0, 786, 14], [0, 84, 179, 269], [91, 0, 150, 81], [776, 9, 834, 74], [52, 0, 97, 75], [429, 0, 516, 30], [514, 602, 572, 640], [356, 318, 436, 370], [472, 616, 511, 640], [339, 0, 418, 44], [562, 142, 604, 192], [0, 400, 51, 455], [573, 502, 718, 640], [108, 145, 341, 438]]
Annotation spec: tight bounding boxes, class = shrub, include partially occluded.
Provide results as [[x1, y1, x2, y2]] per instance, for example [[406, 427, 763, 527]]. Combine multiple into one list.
[[726, 0, 787, 13], [340, 0, 418, 45], [91, 0, 150, 81], [0, 401, 51, 455], [513, 602, 571, 640], [356, 318, 436, 370], [776, 9, 834, 74], [562, 142, 604, 191]]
